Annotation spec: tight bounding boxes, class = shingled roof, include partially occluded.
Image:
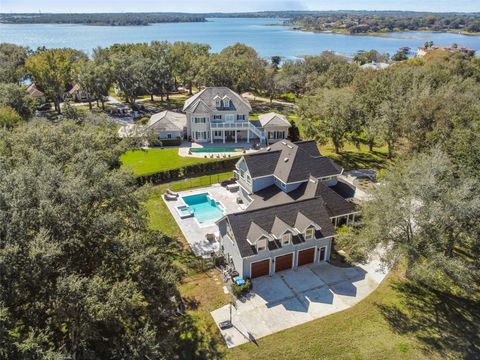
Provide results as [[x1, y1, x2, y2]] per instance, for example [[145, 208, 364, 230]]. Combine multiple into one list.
[[248, 176, 357, 217], [241, 140, 342, 182], [224, 197, 336, 258], [183, 87, 252, 113], [145, 111, 186, 132]]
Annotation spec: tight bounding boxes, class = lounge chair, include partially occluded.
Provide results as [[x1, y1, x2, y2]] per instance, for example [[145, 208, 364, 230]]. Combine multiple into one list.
[[164, 193, 178, 201], [166, 189, 179, 197]]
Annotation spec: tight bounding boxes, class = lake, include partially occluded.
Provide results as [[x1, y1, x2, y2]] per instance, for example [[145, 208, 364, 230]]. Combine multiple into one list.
[[1, 17, 480, 58]]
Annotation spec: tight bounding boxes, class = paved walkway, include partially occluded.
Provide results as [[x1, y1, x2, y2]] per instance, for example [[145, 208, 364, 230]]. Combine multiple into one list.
[[211, 257, 388, 348]]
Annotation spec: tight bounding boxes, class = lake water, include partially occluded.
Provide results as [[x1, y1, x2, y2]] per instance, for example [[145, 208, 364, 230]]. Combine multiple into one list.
[[1, 17, 480, 59]]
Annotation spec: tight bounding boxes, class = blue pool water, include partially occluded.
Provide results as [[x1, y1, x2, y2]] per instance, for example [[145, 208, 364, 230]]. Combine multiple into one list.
[[182, 193, 224, 224]]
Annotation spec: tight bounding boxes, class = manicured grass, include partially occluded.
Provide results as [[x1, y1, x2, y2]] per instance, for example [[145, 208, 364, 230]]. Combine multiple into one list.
[[121, 148, 226, 176], [319, 141, 391, 171], [227, 270, 478, 360]]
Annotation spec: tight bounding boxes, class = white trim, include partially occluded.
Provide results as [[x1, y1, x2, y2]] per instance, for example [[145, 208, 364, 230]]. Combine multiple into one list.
[[318, 246, 327, 262], [296, 246, 316, 267], [250, 258, 271, 278], [273, 252, 294, 273]]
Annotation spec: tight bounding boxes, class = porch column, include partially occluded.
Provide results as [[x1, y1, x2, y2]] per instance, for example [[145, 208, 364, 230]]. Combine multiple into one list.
[[247, 129, 250, 143], [234, 130, 237, 143], [210, 129, 213, 144], [223, 130, 225, 144], [346, 215, 350, 226], [352, 214, 356, 224]]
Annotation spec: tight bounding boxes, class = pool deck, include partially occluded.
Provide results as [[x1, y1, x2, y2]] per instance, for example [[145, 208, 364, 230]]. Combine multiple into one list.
[[178, 142, 260, 158], [163, 184, 245, 257]]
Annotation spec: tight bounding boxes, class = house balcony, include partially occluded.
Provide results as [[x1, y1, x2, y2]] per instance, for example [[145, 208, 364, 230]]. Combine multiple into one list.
[[210, 121, 251, 130]]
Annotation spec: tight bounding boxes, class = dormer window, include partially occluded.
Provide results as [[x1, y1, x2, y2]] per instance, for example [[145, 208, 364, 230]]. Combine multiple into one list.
[[281, 232, 291, 246], [257, 237, 267, 252], [214, 95, 221, 108], [223, 96, 230, 108], [305, 227, 315, 240]]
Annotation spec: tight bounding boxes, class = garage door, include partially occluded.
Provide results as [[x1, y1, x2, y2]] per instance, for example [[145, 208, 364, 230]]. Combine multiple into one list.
[[251, 259, 270, 278], [275, 253, 293, 272], [298, 248, 315, 266]]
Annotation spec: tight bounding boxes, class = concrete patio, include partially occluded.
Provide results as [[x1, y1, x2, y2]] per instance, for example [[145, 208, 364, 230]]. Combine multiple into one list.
[[177, 142, 260, 158], [163, 184, 244, 257], [210, 257, 388, 348]]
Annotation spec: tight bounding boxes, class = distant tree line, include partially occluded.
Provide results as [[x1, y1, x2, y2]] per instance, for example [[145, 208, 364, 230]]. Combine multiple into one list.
[[0, 13, 206, 26], [287, 13, 480, 34]]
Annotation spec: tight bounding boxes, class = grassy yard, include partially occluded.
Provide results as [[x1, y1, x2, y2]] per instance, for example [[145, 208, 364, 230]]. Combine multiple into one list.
[[319, 141, 391, 171], [121, 148, 231, 176]]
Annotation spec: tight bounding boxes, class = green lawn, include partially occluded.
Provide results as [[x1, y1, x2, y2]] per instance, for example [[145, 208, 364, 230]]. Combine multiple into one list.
[[319, 141, 391, 171], [121, 148, 229, 176]]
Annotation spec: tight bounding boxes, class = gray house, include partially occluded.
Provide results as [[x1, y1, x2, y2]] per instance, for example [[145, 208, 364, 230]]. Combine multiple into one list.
[[183, 87, 290, 144], [217, 140, 358, 279], [258, 112, 292, 144], [144, 110, 187, 139]]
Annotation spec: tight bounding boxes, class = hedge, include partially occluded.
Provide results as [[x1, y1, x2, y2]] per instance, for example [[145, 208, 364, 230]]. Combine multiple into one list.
[[137, 157, 238, 185]]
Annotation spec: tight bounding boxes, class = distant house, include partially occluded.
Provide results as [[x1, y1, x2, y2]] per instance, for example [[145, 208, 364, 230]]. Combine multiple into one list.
[[118, 110, 186, 141], [417, 44, 475, 57], [26, 84, 46, 103], [67, 84, 90, 102], [360, 62, 391, 70], [183, 87, 289, 144], [144, 110, 187, 140], [217, 140, 358, 279]]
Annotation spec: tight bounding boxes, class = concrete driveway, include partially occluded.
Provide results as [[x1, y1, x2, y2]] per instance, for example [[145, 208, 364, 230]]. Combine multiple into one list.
[[210, 259, 387, 348]]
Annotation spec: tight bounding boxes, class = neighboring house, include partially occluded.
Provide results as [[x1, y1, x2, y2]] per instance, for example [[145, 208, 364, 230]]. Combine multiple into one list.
[[144, 110, 187, 140], [67, 84, 90, 102], [360, 62, 391, 70], [417, 44, 475, 57], [257, 112, 292, 145], [118, 110, 186, 140], [217, 140, 359, 279], [26, 84, 46, 104], [183, 87, 288, 144]]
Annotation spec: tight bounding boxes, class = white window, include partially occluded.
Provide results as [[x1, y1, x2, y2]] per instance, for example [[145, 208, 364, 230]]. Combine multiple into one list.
[[214, 131, 222, 137], [194, 117, 207, 124], [246, 175, 251, 185], [257, 238, 267, 252], [225, 114, 235, 122], [215, 98, 221, 108], [213, 115, 222, 120], [237, 114, 246, 120], [281, 232, 291, 245], [305, 227, 315, 240], [195, 131, 208, 140], [223, 98, 230, 107]]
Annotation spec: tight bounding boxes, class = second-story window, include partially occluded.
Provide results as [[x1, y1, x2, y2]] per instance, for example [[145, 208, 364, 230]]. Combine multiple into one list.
[[223, 98, 230, 107], [237, 114, 246, 120], [305, 227, 315, 240], [281, 232, 291, 245], [194, 117, 207, 124], [257, 238, 267, 252], [213, 115, 222, 120]]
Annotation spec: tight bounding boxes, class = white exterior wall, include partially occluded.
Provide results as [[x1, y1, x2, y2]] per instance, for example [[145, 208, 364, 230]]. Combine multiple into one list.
[[218, 220, 244, 275]]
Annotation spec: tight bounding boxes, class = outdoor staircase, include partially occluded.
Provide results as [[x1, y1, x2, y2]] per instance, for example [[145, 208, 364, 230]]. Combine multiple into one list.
[[247, 122, 265, 142]]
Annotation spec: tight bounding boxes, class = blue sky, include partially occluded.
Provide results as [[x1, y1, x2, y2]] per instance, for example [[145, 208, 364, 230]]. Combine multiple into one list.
[[1, 0, 479, 13]]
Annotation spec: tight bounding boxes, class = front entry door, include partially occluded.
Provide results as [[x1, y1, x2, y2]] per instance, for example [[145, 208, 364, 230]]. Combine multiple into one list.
[[319, 247, 326, 261]]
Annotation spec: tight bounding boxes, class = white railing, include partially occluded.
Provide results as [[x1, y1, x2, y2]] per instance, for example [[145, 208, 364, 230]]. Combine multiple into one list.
[[210, 121, 265, 139]]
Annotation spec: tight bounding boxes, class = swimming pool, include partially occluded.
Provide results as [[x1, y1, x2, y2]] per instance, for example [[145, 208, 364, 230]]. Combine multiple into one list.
[[190, 147, 242, 153], [181, 193, 224, 224]]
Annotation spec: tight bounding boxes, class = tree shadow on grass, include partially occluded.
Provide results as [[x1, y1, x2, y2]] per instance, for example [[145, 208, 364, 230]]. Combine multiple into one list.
[[378, 281, 480, 359], [331, 150, 389, 171]]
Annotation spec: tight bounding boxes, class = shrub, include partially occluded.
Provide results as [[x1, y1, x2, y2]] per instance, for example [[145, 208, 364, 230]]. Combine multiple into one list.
[[231, 279, 252, 298]]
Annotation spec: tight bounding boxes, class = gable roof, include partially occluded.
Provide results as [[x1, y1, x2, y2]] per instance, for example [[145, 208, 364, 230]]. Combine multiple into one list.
[[183, 87, 251, 113], [258, 112, 291, 128], [224, 197, 336, 258], [246, 222, 270, 243], [242, 140, 342, 182], [26, 84, 44, 98], [145, 111, 186, 132]]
